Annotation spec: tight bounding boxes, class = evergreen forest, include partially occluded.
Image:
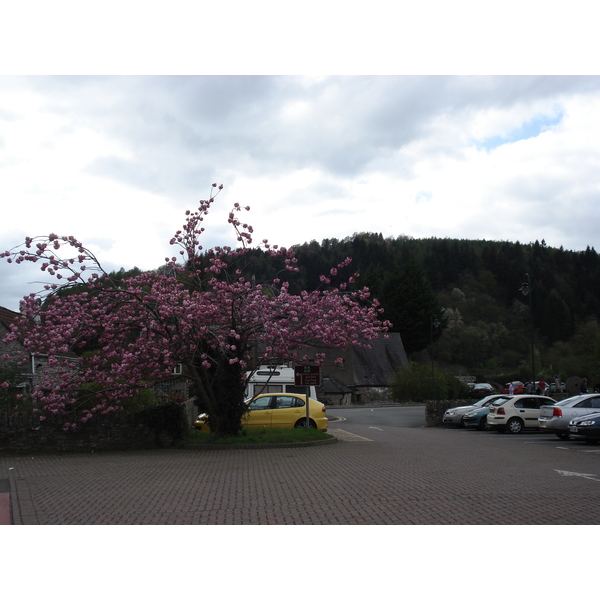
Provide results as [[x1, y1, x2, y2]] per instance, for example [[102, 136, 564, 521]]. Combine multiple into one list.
[[61, 233, 600, 391], [242, 233, 600, 389]]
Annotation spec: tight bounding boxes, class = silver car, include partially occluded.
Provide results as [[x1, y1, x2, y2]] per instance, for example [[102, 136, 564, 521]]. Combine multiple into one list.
[[538, 394, 600, 439], [443, 395, 510, 427]]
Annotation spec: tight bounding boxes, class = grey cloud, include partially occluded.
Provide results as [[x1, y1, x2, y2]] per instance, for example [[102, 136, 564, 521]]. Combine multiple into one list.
[[0, 108, 20, 122], [0, 252, 48, 312], [13, 74, 600, 200]]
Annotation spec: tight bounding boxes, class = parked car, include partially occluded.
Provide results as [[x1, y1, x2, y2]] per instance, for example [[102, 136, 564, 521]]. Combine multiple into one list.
[[538, 394, 600, 439], [549, 382, 566, 394], [194, 393, 328, 432], [443, 395, 509, 427], [520, 381, 551, 395], [463, 405, 493, 430], [469, 383, 495, 400], [487, 394, 556, 433], [501, 381, 524, 394], [568, 412, 600, 444]]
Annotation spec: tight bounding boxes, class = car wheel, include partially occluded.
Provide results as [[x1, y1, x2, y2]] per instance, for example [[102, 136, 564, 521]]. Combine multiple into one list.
[[478, 417, 490, 431], [584, 438, 600, 445], [506, 418, 524, 434], [555, 433, 570, 440], [294, 418, 316, 429]]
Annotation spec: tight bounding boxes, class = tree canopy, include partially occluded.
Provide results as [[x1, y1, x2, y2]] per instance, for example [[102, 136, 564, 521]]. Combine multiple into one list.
[[1, 185, 390, 436]]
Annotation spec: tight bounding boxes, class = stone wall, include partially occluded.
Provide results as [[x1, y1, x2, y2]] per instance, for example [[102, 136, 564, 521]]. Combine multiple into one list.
[[426, 399, 467, 427], [352, 387, 395, 404], [0, 411, 169, 454]]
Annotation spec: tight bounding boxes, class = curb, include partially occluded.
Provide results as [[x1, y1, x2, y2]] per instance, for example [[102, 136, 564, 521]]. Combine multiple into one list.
[[327, 403, 425, 409], [183, 435, 339, 451], [0, 479, 11, 525]]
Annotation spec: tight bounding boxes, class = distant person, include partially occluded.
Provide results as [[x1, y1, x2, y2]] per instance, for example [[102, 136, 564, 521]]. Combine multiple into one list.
[[537, 380, 546, 395], [554, 375, 561, 392], [581, 378, 588, 394], [508, 382, 514, 395]]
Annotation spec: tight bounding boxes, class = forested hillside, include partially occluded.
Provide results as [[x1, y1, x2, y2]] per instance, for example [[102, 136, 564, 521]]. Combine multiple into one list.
[[73, 233, 600, 388], [271, 234, 600, 386]]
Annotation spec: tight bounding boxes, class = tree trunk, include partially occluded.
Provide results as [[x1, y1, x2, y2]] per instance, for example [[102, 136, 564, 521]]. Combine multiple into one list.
[[189, 355, 247, 438]]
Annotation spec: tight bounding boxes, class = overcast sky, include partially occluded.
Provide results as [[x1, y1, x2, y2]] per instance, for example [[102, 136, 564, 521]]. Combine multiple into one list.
[[1, 2, 598, 573], [2, 75, 599, 310]]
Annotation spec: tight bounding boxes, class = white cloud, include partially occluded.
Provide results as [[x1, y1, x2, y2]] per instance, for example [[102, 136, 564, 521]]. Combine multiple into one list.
[[1, 75, 600, 310]]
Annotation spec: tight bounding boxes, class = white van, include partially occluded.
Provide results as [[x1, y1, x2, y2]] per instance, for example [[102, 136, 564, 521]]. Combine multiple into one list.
[[245, 365, 317, 400]]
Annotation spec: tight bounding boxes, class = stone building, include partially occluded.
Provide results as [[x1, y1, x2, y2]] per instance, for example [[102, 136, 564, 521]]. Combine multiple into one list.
[[1, 305, 37, 393], [309, 333, 409, 405], [0, 305, 79, 394]]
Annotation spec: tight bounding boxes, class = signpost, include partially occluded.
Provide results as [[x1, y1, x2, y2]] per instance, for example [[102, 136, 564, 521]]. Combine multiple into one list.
[[294, 365, 321, 428], [294, 365, 321, 387]]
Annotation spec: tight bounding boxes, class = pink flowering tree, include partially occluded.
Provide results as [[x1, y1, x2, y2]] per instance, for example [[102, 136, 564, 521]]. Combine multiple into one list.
[[1, 185, 390, 437]]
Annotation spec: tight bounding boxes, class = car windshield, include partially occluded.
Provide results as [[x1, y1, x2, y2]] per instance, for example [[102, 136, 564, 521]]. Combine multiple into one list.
[[473, 397, 491, 407], [575, 412, 600, 421]]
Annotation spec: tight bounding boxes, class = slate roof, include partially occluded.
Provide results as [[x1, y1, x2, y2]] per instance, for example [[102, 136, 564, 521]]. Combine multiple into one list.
[[0, 306, 20, 330], [321, 376, 353, 394], [0, 305, 79, 359], [350, 333, 408, 387]]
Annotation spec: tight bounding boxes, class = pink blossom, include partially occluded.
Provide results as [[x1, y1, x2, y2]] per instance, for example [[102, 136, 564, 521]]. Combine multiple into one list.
[[0, 183, 388, 432]]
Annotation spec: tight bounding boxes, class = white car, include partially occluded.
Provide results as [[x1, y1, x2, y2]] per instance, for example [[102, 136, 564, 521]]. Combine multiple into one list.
[[487, 394, 557, 433], [538, 394, 600, 439], [443, 395, 510, 427]]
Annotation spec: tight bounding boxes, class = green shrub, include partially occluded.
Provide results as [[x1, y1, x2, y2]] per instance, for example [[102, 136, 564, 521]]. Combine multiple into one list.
[[392, 362, 470, 403], [139, 401, 187, 447], [446, 374, 470, 400]]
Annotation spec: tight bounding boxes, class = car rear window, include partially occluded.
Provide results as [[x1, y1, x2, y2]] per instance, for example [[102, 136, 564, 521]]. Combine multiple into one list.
[[492, 397, 511, 406], [556, 397, 581, 407], [575, 396, 600, 409]]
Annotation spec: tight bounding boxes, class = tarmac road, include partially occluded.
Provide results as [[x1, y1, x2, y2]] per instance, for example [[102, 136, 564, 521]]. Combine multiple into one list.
[[1, 408, 600, 525], [328, 404, 426, 428]]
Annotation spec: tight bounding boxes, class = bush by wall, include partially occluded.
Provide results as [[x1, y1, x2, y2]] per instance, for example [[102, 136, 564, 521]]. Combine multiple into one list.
[[392, 362, 470, 403], [139, 401, 187, 448], [0, 402, 187, 454]]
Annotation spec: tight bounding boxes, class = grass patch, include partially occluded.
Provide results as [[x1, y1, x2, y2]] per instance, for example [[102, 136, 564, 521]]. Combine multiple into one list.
[[186, 427, 334, 446]]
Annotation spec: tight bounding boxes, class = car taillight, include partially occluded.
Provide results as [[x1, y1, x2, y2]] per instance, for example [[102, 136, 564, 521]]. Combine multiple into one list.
[[322, 407, 326, 413], [497, 407, 505, 415], [553, 407, 563, 417]]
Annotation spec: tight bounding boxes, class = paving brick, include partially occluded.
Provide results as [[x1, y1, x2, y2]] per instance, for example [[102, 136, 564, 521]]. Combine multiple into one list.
[[2, 425, 600, 525]]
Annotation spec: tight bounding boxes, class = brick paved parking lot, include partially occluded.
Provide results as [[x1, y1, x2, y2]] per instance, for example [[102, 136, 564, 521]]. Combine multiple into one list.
[[2, 420, 600, 525]]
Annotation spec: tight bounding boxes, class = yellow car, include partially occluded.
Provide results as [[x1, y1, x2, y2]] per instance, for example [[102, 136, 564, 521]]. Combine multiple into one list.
[[194, 393, 328, 432]]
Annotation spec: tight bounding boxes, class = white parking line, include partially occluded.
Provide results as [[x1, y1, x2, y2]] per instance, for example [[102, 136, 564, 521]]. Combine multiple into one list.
[[555, 469, 600, 482], [330, 428, 374, 442]]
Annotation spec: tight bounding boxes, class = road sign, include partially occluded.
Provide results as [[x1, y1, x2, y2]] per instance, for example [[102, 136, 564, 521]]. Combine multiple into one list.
[[294, 365, 321, 386]]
